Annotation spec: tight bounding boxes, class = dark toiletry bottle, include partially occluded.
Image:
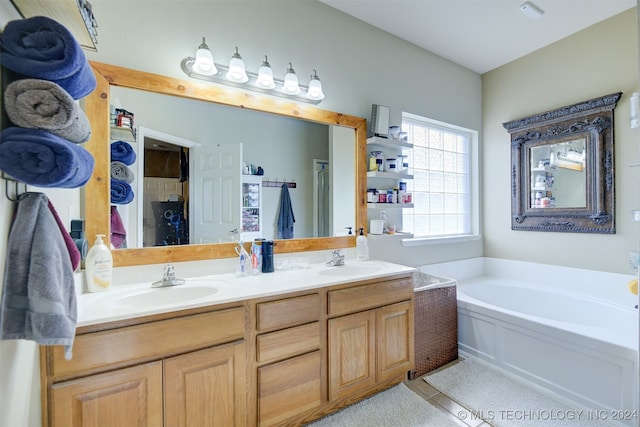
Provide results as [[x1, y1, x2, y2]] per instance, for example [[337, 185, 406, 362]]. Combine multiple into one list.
[[261, 240, 275, 273]]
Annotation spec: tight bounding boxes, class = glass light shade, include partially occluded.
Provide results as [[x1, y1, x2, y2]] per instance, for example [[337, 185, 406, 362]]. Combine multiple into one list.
[[226, 47, 248, 83], [283, 62, 301, 95], [256, 55, 276, 89], [193, 37, 217, 75], [306, 70, 325, 100]]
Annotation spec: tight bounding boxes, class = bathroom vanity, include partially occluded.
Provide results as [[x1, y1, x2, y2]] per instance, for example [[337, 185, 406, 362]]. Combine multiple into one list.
[[40, 261, 414, 426]]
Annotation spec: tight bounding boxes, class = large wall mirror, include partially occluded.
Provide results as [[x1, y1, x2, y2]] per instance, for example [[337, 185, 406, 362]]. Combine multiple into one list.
[[85, 62, 367, 267], [503, 92, 621, 233]]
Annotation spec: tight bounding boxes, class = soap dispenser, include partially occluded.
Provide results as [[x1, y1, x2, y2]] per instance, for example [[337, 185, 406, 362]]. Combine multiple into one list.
[[356, 227, 369, 261], [86, 234, 113, 292]]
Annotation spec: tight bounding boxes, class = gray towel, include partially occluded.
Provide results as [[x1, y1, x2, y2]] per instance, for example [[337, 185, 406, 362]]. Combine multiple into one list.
[[4, 78, 91, 144], [277, 183, 295, 239], [110, 161, 135, 183], [0, 193, 77, 359]]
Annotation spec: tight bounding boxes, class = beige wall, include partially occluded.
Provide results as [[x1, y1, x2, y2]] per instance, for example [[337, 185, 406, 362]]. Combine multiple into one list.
[[482, 8, 640, 273]]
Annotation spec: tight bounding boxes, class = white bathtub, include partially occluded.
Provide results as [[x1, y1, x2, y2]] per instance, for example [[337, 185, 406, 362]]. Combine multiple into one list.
[[421, 257, 639, 427]]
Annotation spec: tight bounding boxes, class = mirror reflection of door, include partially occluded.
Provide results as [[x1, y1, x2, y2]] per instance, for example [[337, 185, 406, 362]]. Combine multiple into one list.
[[137, 127, 199, 247]]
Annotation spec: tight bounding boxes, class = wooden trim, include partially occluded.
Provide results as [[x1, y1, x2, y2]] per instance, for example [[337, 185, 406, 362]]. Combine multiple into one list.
[[85, 61, 367, 267]]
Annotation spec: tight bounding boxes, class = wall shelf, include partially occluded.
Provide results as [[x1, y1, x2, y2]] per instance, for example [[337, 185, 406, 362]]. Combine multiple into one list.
[[368, 203, 413, 209], [367, 136, 413, 149], [367, 171, 413, 180]]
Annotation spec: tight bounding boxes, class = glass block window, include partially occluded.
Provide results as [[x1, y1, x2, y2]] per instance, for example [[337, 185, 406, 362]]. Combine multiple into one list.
[[402, 113, 477, 238]]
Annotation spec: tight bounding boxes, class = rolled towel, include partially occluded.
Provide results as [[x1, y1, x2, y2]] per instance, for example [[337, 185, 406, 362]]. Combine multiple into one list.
[[111, 178, 134, 204], [110, 140, 136, 165], [4, 79, 91, 144], [0, 16, 96, 99], [110, 161, 135, 183], [0, 127, 94, 188]]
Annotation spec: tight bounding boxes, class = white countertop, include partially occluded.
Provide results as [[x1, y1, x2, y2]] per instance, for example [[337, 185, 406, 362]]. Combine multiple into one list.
[[77, 260, 415, 327]]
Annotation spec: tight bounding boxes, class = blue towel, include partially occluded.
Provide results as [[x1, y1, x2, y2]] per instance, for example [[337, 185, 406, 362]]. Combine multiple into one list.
[[277, 183, 295, 239], [0, 16, 96, 99], [111, 178, 134, 204], [0, 127, 94, 188], [110, 140, 136, 165], [0, 192, 77, 359]]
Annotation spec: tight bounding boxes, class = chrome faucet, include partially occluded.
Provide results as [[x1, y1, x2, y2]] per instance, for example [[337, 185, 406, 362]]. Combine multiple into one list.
[[326, 250, 345, 267], [152, 264, 186, 288]]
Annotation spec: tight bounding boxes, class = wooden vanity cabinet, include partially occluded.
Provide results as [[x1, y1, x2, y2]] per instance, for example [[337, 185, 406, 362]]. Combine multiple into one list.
[[42, 306, 246, 427], [327, 277, 414, 402]]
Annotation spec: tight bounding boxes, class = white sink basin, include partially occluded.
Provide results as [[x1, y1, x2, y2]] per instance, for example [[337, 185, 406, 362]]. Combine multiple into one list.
[[107, 280, 229, 309], [318, 262, 383, 276]]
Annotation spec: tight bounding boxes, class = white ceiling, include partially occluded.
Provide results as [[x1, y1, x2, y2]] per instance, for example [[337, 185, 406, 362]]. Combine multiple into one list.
[[319, 0, 636, 74]]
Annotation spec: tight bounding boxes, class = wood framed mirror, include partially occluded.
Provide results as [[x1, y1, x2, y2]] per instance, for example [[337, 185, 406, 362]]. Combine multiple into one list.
[[503, 92, 621, 233], [84, 62, 367, 267]]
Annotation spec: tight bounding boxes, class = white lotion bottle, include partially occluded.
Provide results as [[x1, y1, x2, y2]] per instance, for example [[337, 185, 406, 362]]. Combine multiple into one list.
[[86, 234, 113, 292], [356, 227, 369, 261]]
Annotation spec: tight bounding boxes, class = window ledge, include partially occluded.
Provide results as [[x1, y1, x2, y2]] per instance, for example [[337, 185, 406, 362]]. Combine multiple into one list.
[[401, 234, 481, 247]]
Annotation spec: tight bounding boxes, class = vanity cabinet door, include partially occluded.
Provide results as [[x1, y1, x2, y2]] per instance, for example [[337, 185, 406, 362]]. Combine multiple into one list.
[[377, 300, 414, 382], [164, 341, 246, 427], [50, 361, 163, 427], [328, 310, 376, 401]]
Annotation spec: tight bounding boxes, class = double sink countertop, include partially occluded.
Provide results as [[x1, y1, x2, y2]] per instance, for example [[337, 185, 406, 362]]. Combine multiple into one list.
[[77, 260, 415, 327]]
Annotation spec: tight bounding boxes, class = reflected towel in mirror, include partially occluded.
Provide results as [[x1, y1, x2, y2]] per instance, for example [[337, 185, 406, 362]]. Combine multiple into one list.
[[110, 161, 134, 183], [277, 183, 295, 239], [110, 140, 136, 165], [110, 178, 134, 204]]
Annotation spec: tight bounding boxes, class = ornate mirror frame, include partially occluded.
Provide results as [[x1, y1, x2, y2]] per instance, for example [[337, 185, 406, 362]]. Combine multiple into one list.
[[503, 92, 621, 233], [84, 62, 367, 267]]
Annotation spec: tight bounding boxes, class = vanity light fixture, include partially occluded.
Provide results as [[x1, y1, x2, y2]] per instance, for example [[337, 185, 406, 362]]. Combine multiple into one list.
[[181, 37, 325, 104], [226, 47, 249, 83]]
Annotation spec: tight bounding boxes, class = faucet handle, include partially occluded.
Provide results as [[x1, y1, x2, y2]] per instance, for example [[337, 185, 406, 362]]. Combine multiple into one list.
[[163, 264, 176, 281]]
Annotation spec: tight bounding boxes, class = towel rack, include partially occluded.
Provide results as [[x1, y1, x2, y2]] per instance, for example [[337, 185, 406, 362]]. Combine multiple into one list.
[[2, 172, 27, 201], [262, 178, 297, 189]]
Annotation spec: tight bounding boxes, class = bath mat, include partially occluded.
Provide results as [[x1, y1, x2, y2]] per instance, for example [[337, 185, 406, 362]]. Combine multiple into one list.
[[424, 357, 613, 426], [306, 383, 459, 426]]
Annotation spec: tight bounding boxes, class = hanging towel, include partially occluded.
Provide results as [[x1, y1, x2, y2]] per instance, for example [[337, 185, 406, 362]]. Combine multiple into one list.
[[110, 140, 136, 165], [110, 161, 135, 183], [4, 79, 91, 144], [277, 183, 295, 239], [0, 127, 94, 188], [110, 178, 134, 204], [110, 205, 127, 249], [0, 193, 77, 360], [47, 200, 82, 271], [0, 16, 96, 99]]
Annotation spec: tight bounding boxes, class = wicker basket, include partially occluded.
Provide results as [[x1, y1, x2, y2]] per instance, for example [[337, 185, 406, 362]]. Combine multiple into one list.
[[409, 272, 458, 379]]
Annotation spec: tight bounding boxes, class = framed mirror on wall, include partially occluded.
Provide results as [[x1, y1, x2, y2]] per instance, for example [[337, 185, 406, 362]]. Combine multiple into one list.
[[84, 62, 368, 267], [503, 92, 621, 233]]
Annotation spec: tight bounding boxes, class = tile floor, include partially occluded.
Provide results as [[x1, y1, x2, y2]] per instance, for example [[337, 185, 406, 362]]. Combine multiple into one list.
[[404, 360, 494, 427]]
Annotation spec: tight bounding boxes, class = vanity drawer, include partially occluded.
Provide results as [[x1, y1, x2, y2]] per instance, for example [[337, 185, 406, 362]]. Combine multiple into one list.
[[328, 277, 413, 317], [256, 294, 320, 332], [49, 307, 245, 379], [257, 322, 321, 364]]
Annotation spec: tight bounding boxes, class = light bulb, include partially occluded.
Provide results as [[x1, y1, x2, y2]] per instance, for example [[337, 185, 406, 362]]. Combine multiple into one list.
[[193, 37, 217, 75], [256, 55, 276, 89], [306, 69, 324, 100], [283, 62, 300, 95], [226, 47, 248, 83]]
